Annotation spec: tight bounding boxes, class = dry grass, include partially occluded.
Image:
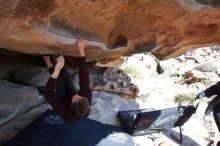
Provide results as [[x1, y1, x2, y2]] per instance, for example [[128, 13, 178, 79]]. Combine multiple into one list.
[[174, 92, 196, 105], [121, 64, 143, 79]]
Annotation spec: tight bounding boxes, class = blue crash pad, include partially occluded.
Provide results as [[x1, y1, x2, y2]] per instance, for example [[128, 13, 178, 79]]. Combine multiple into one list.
[[4, 110, 134, 146]]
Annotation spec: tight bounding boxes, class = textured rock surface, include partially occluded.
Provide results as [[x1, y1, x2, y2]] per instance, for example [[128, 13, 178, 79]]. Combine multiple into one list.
[[13, 67, 50, 86], [88, 91, 140, 125], [0, 79, 45, 127], [13, 66, 139, 96], [74, 67, 139, 96], [0, 0, 220, 62]]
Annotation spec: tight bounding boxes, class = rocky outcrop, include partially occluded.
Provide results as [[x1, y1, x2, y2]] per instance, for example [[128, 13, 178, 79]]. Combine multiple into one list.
[[0, 79, 45, 127], [88, 91, 140, 125], [13, 67, 50, 86], [13, 66, 139, 96], [74, 67, 139, 96], [0, 0, 220, 63]]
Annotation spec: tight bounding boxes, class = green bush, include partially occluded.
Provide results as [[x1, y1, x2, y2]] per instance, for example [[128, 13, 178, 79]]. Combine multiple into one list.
[[174, 92, 196, 105], [195, 63, 217, 72], [121, 65, 143, 79]]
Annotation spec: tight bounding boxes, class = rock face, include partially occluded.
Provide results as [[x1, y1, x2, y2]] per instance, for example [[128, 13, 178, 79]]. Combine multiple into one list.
[[0, 0, 220, 62], [0, 79, 45, 126], [13, 66, 139, 96], [74, 67, 139, 96]]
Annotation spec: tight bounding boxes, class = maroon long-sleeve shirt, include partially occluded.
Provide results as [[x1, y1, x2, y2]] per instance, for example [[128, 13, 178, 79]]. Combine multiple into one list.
[[44, 56, 92, 122]]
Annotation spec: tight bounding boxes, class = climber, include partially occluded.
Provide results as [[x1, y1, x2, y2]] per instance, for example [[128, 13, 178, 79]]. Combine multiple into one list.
[[44, 38, 92, 122], [196, 81, 220, 146]]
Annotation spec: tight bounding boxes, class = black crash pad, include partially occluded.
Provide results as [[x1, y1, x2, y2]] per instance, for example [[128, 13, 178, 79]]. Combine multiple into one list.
[[4, 110, 134, 146], [118, 106, 196, 136]]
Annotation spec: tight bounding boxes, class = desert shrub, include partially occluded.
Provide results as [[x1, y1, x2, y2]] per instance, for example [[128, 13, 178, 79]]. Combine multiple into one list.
[[121, 65, 143, 79], [195, 63, 217, 72], [174, 92, 196, 105]]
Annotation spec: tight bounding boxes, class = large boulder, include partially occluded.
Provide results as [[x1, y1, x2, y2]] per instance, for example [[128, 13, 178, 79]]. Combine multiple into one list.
[[0, 0, 220, 62], [13, 66, 139, 96], [0, 79, 45, 126], [88, 91, 141, 125], [13, 67, 50, 86], [74, 67, 139, 96]]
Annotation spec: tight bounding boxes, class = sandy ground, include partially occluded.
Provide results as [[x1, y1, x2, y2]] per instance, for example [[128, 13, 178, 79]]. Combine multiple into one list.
[[119, 46, 220, 146]]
